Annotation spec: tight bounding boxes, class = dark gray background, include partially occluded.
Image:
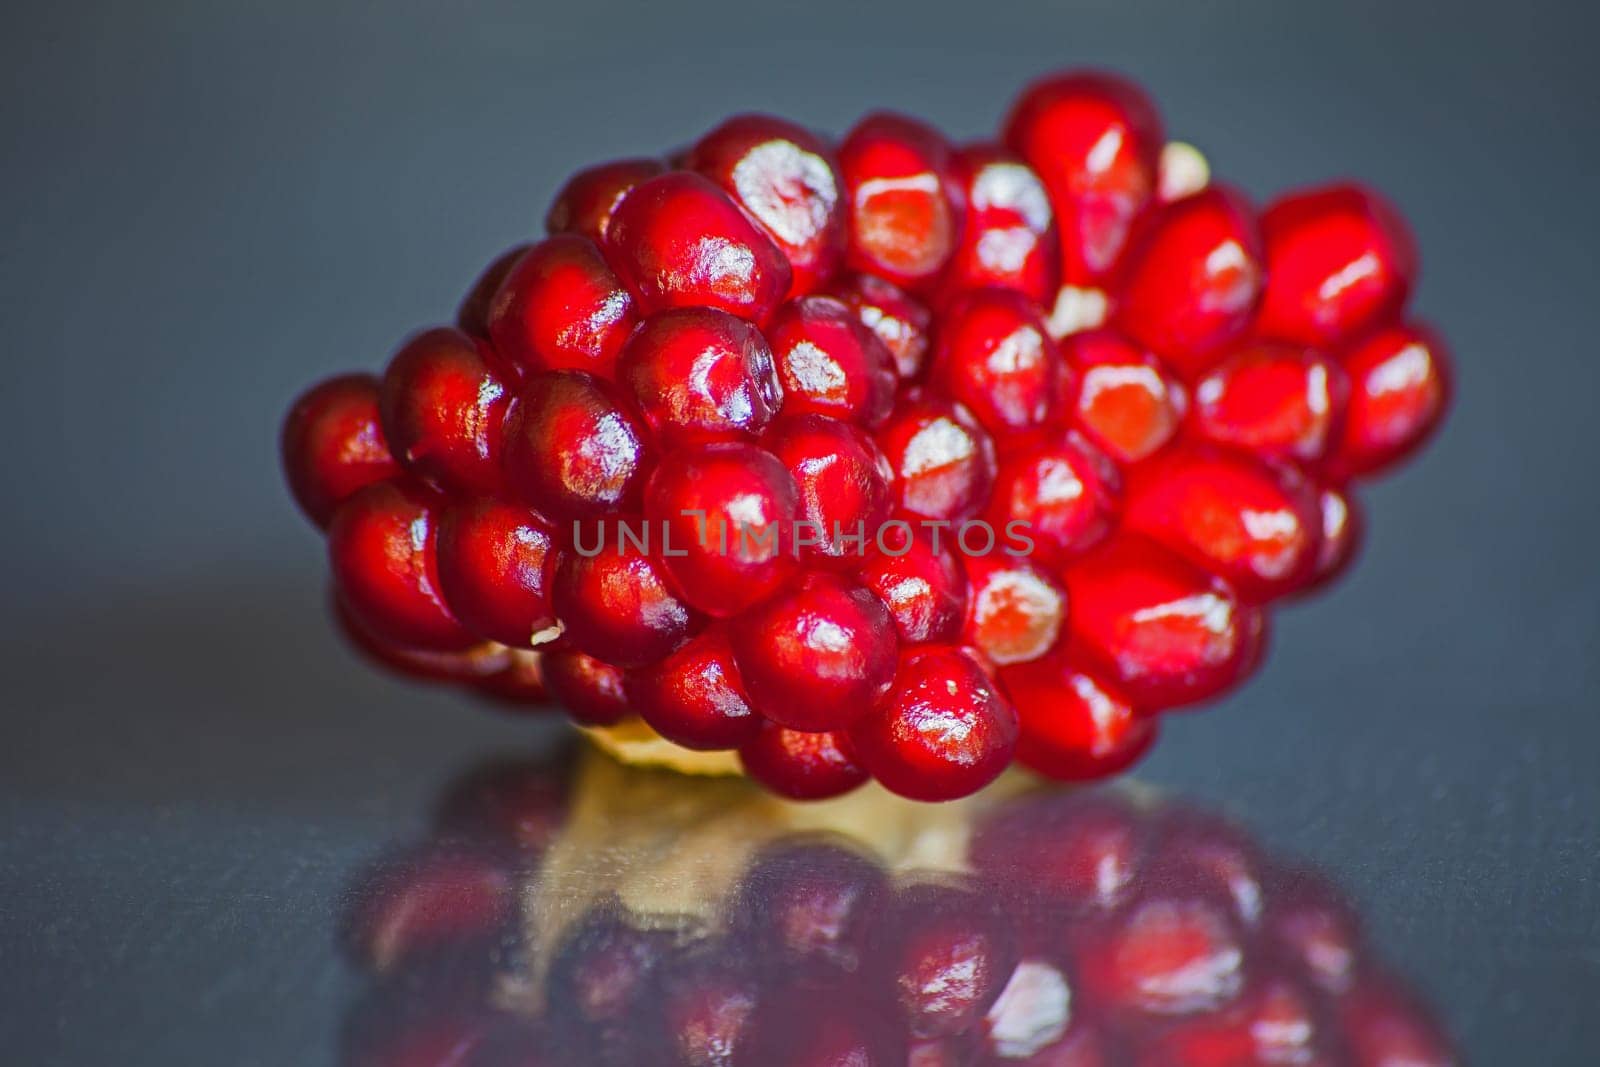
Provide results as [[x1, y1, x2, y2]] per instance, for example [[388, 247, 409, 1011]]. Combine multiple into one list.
[[1, 0, 1596, 1063]]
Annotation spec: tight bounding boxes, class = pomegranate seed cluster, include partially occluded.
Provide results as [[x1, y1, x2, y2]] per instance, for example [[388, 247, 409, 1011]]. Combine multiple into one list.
[[283, 70, 1451, 801], [342, 760, 1458, 1066]]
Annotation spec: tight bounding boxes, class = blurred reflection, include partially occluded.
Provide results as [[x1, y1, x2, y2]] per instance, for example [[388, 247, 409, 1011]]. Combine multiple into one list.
[[336, 745, 1457, 1066]]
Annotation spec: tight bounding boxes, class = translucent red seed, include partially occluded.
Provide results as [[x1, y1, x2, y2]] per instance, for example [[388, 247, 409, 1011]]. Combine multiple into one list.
[[1002, 657, 1156, 780], [930, 288, 1061, 434], [643, 442, 800, 617], [1113, 186, 1265, 380], [501, 371, 652, 522], [987, 429, 1121, 564], [1059, 329, 1188, 464], [1325, 321, 1452, 480], [730, 571, 898, 732], [826, 271, 933, 379], [1302, 482, 1363, 593], [378, 328, 511, 495], [486, 235, 637, 378], [456, 243, 530, 339], [737, 720, 868, 800], [961, 553, 1069, 666], [875, 390, 998, 522], [839, 113, 963, 292], [686, 114, 845, 299], [1192, 341, 1348, 464], [858, 526, 969, 646], [327, 480, 475, 651], [765, 295, 897, 425], [539, 650, 629, 725], [546, 157, 667, 243], [617, 307, 783, 446], [435, 496, 559, 649], [281, 373, 399, 528], [849, 645, 1019, 801], [1003, 71, 1164, 285], [1257, 183, 1417, 349], [603, 170, 792, 322], [942, 142, 1060, 304], [767, 415, 893, 568], [550, 539, 696, 668], [626, 625, 763, 750]]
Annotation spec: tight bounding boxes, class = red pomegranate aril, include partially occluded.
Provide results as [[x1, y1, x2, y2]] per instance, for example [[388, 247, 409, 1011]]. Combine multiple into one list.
[[545, 157, 667, 242], [1302, 482, 1363, 593], [962, 554, 1069, 666], [1257, 183, 1417, 349], [686, 114, 845, 299], [941, 142, 1060, 304], [617, 307, 782, 446], [1113, 186, 1265, 380], [768, 415, 893, 568], [826, 271, 933, 379], [1262, 871, 1363, 994], [876, 390, 998, 521], [602, 170, 792, 322], [281, 373, 399, 528], [738, 721, 869, 800], [765, 296, 897, 426], [1002, 70, 1164, 284], [474, 649, 552, 707], [930, 288, 1061, 434], [332, 591, 508, 685], [328, 480, 475, 652], [1146, 812, 1266, 926], [839, 112, 963, 292], [1060, 329, 1188, 464], [1325, 321, 1451, 480], [1062, 535, 1264, 710], [435, 496, 559, 648], [742, 986, 906, 1067], [501, 371, 652, 522], [734, 840, 886, 970], [378, 328, 511, 495], [644, 442, 799, 617], [626, 626, 762, 750], [1192, 341, 1348, 463], [1077, 894, 1246, 1016], [1122, 443, 1323, 603], [456, 243, 530, 339], [1001, 657, 1156, 780], [1137, 973, 1324, 1067], [971, 792, 1145, 910], [486, 235, 637, 378], [731, 571, 898, 732], [539, 650, 629, 725], [850, 645, 1019, 801], [876, 884, 1016, 1038], [858, 527, 968, 645], [654, 953, 762, 1067], [987, 429, 1121, 564], [550, 537, 695, 668]]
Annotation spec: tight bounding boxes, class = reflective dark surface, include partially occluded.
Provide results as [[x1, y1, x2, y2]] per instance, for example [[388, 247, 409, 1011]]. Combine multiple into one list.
[[2, 0, 1597, 1063]]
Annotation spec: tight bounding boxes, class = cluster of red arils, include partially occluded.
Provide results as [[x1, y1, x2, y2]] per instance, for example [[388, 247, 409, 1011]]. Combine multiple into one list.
[[283, 69, 1452, 801], [340, 757, 1458, 1066]]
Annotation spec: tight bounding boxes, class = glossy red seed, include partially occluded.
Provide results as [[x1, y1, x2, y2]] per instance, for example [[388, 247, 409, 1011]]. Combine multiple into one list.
[[435, 496, 559, 648], [768, 415, 893, 568], [486, 235, 637, 378], [1122, 443, 1322, 602], [838, 113, 963, 292], [1325, 322, 1451, 480], [1257, 184, 1417, 349], [456, 243, 530, 339], [328, 480, 475, 651], [378, 328, 511, 495], [876, 390, 998, 521], [1059, 329, 1188, 464], [941, 143, 1060, 304], [730, 572, 897, 732], [1001, 657, 1156, 780], [501, 371, 652, 522], [850, 645, 1019, 801], [1113, 186, 1264, 380], [602, 171, 792, 322], [738, 721, 869, 800], [876, 884, 1016, 1038], [616, 307, 782, 446], [735, 841, 886, 969], [1301, 482, 1363, 593], [930, 289, 1061, 433], [1062, 535, 1264, 710], [550, 538, 695, 668], [539, 650, 629, 725], [1076, 895, 1245, 1016], [686, 114, 845, 299], [987, 429, 1121, 564], [765, 296, 897, 425], [1192, 341, 1348, 463], [826, 271, 933, 379], [281, 373, 399, 528], [626, 626, 762, 750], [644, 442, 799, 616], [858, 527, 968, 645], [1002, 70, 1164, 284], [962, 554, 1069, 666], [655, 954, 762, 1067], [332, 591, 509, 685], [546, 157, 666, 242]]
